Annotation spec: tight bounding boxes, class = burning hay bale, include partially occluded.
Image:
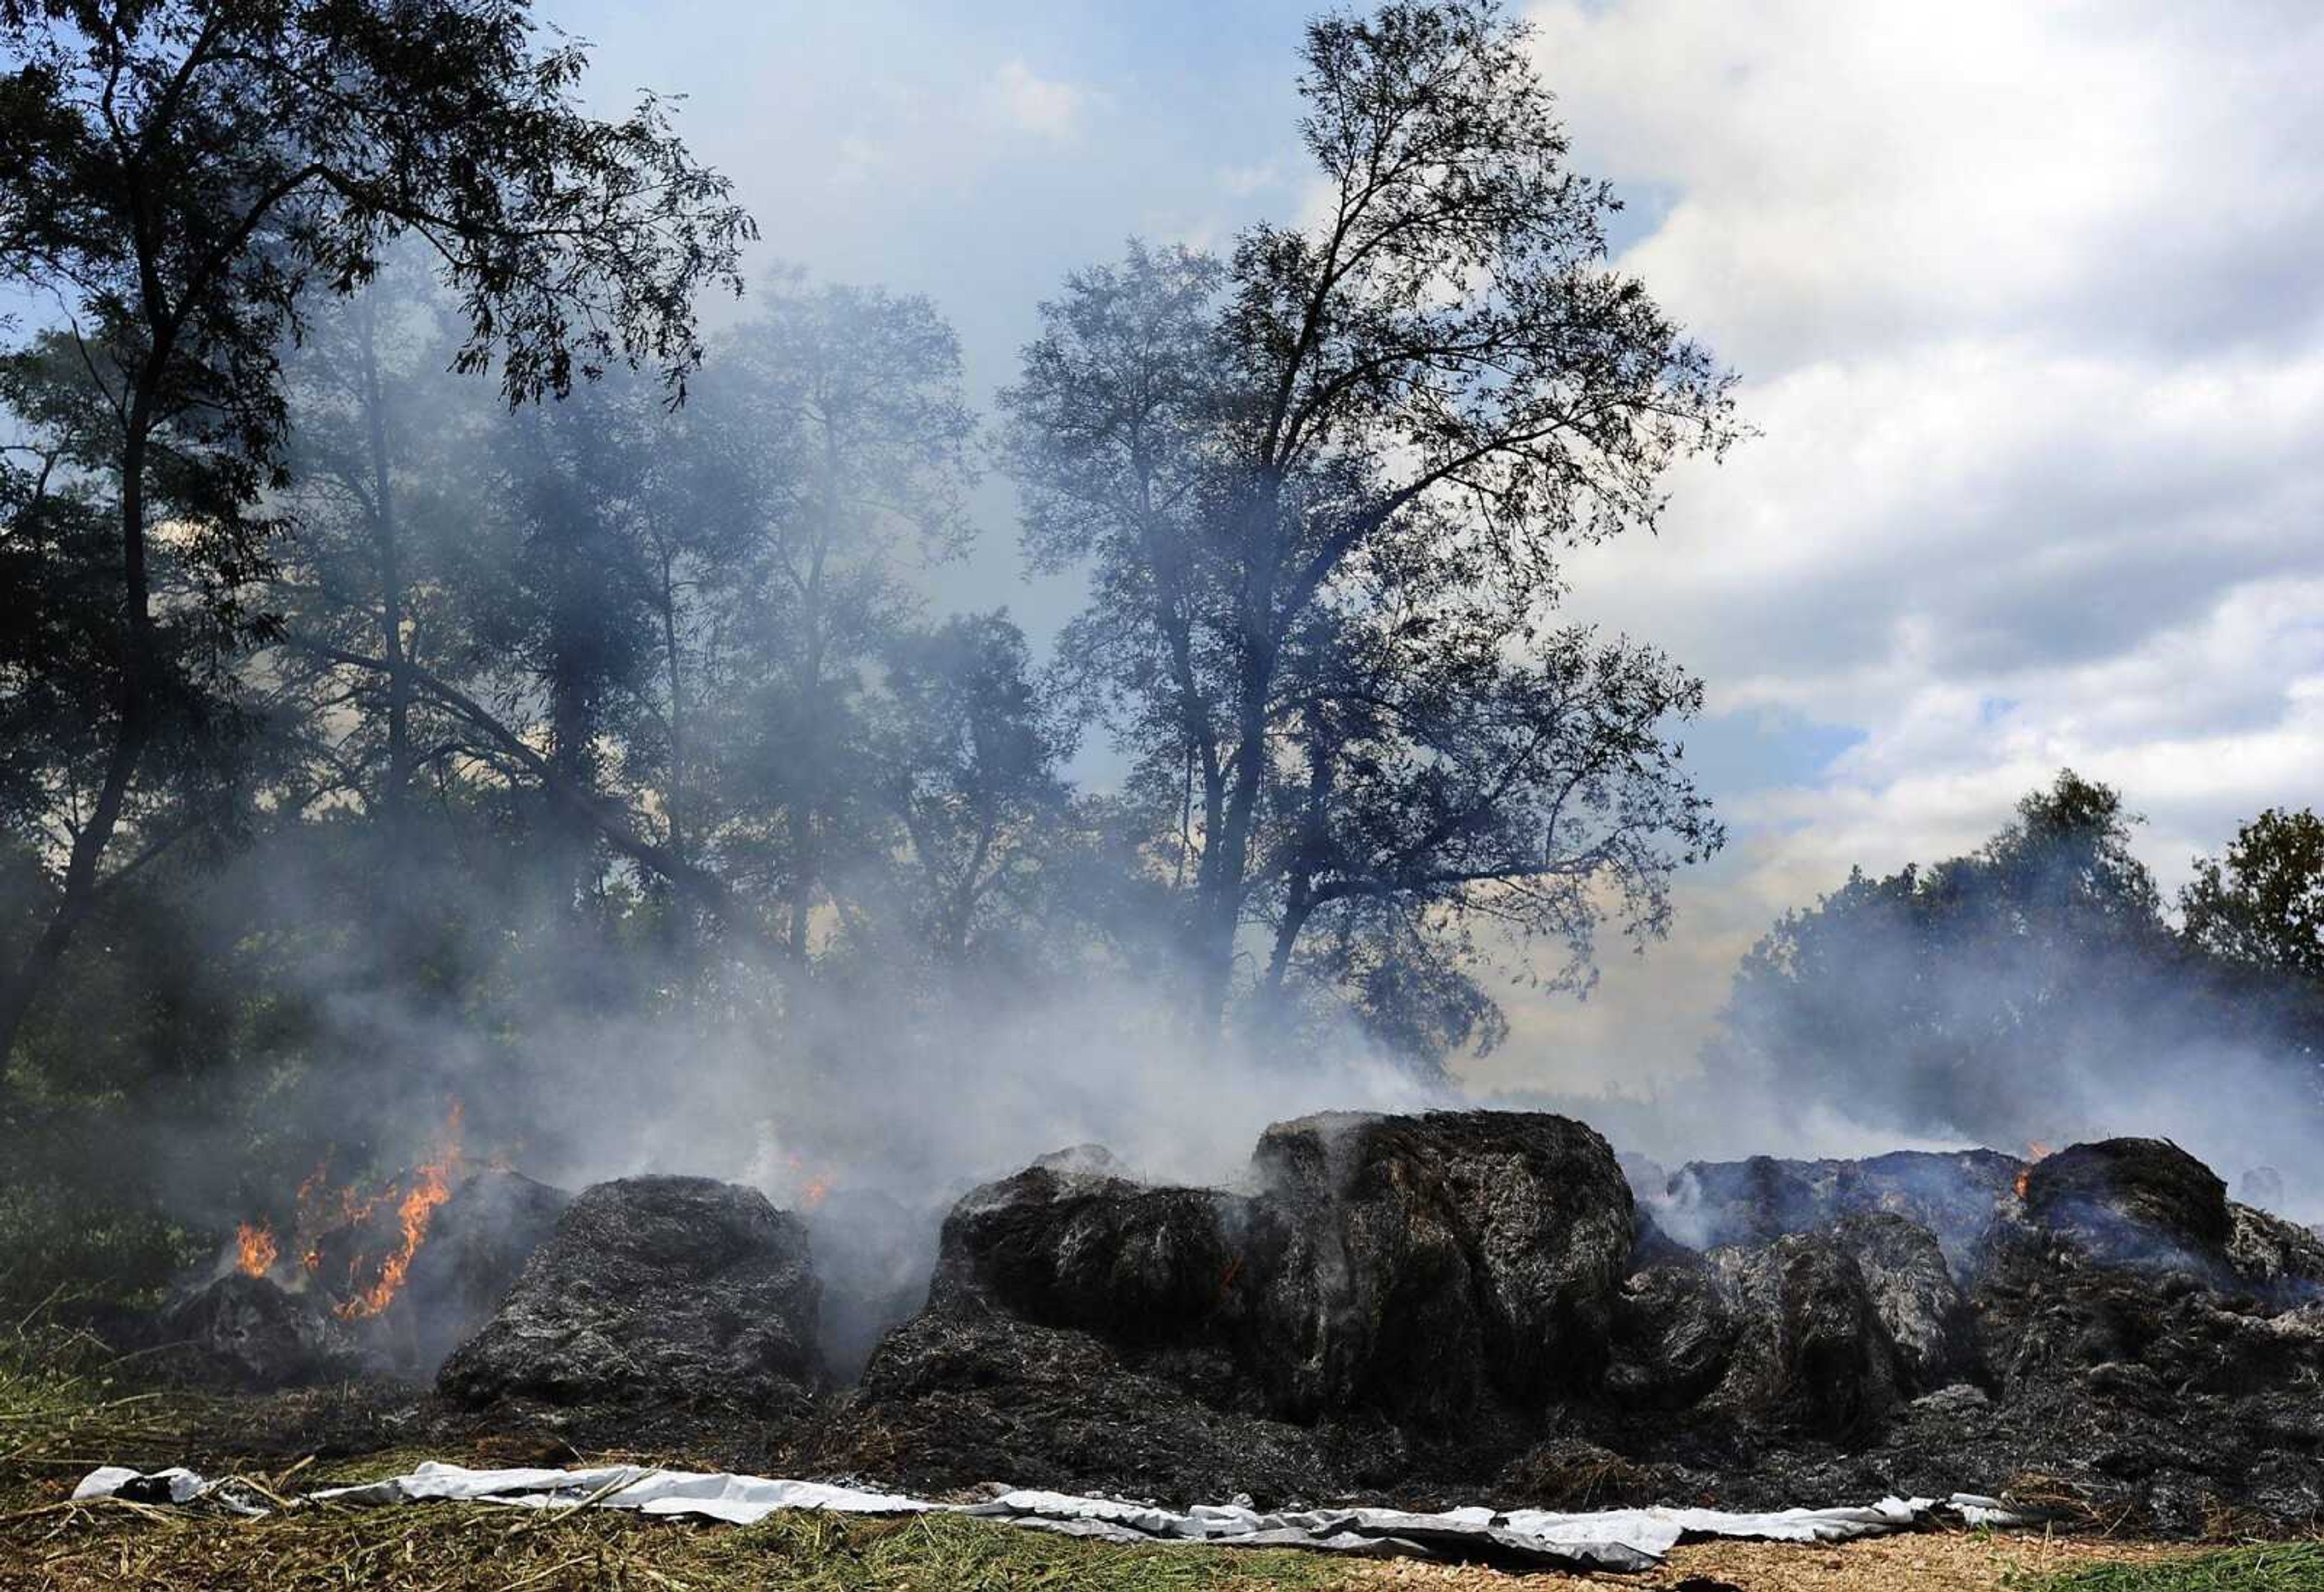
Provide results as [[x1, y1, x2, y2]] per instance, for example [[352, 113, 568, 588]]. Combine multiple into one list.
[[2226, 1201, 2324, 1304], [151, 1272, 353, 1391], [818, 1114, 2324, 1529], [1247, 1110, 1636, 1426], [190, 1160, 572, 1385], [2015, 1137, 2234, 1276], [436, 1175, 821, 1415], [927, 1153, 1250, 1344], [1605, 1255, 1737, 1412], [1826, 1212, 1978, 1392], [398, 1169, 571, 1373], [69, 1111, 2324, 1536], [834, 1309, 1345, 1505]]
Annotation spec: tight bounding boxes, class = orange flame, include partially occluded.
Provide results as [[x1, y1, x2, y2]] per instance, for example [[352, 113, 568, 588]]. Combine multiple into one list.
[[231, 1101, 485, 1321], [2014, 1140, 2058, 1200], [799, 1174, 832, 1211], [335, 1103, 465, 1321], [235, 1221, 279, 1278]]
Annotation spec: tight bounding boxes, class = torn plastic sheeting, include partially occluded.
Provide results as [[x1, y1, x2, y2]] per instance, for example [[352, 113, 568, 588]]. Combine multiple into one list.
[[72, 1461, 2027, 1572], [315, 1464, 930, 1522]]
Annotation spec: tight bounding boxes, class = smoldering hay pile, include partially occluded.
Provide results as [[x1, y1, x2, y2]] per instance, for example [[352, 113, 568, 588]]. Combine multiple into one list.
[[113, 1110, 2324, 1564]]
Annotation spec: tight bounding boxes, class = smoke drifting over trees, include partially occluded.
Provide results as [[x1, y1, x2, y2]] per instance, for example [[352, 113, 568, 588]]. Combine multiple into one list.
[[1698, 771, 2324, 1213], [3, 0, 2322, 1317]]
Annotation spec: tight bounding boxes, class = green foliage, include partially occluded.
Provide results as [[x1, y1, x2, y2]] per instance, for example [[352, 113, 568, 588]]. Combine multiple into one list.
[[2183, 808, 2324, 981], [0, 2, 1749, 1300]]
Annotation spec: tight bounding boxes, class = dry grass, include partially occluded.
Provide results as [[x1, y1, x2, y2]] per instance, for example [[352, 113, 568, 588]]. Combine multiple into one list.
[[1347, 1533, 2319, 1591], [0, 1303, 208, 1511], [0, 1499, 1372, 1591]]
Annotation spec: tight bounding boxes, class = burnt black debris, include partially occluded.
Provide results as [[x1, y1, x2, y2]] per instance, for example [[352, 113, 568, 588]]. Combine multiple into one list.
[[806, 1110, 1638, 1502], [438, 1175, 819, 1415], [1698, 1230, 1905, 1440]]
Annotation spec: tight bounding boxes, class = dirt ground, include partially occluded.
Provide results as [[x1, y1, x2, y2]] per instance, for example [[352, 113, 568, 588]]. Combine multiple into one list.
[[1357, 1531, 2189, 1590]]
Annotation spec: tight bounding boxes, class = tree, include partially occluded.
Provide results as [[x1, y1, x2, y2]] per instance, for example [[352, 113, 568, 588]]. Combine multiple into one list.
[[0, 0, 753, 1058], [1259, 613, 1718, 1067], [872, 613, 1070, 967], [1003, 0, 1736, 1036], [1712, 770, 2176, 1141], [2182, 808, 2324, 981], [271, 261, 483, 882], [2180, 806, 2324, 1075], [689, 284, 977, 961], [1, 334, 277, 992]]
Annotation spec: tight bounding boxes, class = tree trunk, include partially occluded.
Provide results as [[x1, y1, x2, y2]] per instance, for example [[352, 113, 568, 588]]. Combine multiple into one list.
[[1193, 672, 1269, 1024], [787, 800, 815, 962], [1259, 733, 1334, 1015], [658, 544, 685, 864], [0, 386, 159, 1062], [1190, 488, 1287, 1027], [357, 294, 418, 961], [359, 298, 413, 834]]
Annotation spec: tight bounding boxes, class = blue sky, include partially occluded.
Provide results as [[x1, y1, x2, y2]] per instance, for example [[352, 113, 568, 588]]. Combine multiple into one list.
[[525, 1, 2324, 1097]]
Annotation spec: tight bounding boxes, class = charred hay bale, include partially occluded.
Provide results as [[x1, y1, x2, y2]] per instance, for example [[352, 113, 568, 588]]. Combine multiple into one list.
[[436, 1175, 818, 1413], [1606, 1259, 1737, 1410], [1246, 1110, 1634, 1428], [399, 1169, 570, 1374], [1663, 1150, 2018, 1274], [1973, 1206, 2324, 1409], [1828, 1213, 1978, 1392], [1969, 1141, 2250, 1391], [1663, 1156, 1821, 1248], [153, 1273, 347, 1391], [2225, 1201, 2324, 1307], [822, 1307, 1342, 1505], [1703, 1232, 1904, 1441], [2021, 1138, 2232, 1276], [928, 1162, 1258, 1345]]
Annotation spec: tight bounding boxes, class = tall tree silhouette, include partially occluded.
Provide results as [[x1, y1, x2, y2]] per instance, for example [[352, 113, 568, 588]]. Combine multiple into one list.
[[1004, 1, 1735, 1039], [0, 0, 753, 1056]]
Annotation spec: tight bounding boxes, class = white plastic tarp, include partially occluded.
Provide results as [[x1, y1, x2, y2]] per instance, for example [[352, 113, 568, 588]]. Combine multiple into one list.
[[73, 1461, 2026, 1573]]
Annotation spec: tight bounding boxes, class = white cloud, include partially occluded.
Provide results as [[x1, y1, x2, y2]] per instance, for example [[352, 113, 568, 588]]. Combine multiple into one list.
[[1529, 0, 2324, 371], [986, 59, 1090, 142], [1468, 0, 2324, 1106]]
